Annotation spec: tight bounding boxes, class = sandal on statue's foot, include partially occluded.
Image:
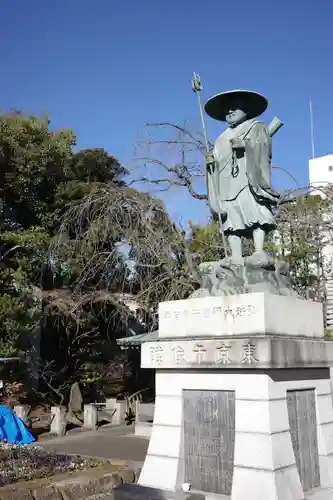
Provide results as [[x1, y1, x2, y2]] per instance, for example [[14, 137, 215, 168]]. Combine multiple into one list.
[[218, 256, 244, 267], [245, 251, 274, 269]]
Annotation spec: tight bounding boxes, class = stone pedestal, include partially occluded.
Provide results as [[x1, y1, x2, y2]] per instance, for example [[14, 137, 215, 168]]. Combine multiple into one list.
[[14, 404, 31, 425], [138, 369, 333, 500], [50, 406, 67, 436], [115, 293, 333, 500], [83, 404, 98, 430], [106, 397, 126, 425]]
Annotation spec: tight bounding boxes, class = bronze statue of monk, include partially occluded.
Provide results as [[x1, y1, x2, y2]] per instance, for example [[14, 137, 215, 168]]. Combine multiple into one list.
[[205, 90, 280, 266]]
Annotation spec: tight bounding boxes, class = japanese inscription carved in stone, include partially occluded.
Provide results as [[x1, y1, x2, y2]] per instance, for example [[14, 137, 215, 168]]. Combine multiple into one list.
[[183, 390, 235, 495], [161, 303, 257, 321], [287, 389, 320, 491], [145, 339, 260, 368]]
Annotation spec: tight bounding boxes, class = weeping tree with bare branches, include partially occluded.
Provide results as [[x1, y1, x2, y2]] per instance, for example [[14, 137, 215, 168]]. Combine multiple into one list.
[[51, 184, 200, 321], [49, 181, 203, 400]]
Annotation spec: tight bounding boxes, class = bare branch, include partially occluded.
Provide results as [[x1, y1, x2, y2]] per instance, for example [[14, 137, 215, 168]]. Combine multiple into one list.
[[32, 361, 70, 406], [50, 184, 197, 319], [145, 122, 212, 151], [131, 121, 208, 201], [272, 165, 300, 188]]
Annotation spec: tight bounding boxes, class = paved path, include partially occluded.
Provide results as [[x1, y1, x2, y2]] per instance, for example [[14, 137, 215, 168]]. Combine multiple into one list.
[[37, 425, 149, 466]]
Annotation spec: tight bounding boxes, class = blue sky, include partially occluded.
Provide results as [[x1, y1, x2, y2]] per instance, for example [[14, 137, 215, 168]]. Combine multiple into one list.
[[1, 0, 333, 225]]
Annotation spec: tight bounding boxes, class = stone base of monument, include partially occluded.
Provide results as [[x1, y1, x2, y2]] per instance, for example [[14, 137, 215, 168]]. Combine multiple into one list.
[[113, 484, 333, 500], [115, 294, 333, 500], [136, 368, 333, 500]]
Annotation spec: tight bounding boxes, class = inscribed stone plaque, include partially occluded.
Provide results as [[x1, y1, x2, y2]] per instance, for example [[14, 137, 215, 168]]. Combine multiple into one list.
[[183, 390, 235, 495], [287, 389, 320, 491]]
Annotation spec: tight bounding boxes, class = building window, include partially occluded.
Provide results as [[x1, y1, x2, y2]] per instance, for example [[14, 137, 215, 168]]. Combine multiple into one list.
[[329, 166, 333, 172]]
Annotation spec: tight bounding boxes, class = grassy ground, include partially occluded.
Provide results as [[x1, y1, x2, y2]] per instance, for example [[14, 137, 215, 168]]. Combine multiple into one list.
[[0, 443, 104, 486]]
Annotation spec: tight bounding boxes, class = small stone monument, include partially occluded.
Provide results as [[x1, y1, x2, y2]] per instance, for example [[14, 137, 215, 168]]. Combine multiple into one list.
[[83, 403, 98, 430], [67, 381, 83, 425], [114, 89, 333, 499], [50, 405, 67, 436]]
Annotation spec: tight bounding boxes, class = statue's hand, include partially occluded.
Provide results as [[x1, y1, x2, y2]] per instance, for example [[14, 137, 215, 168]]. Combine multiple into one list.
[[230, 138, 246, 150], [205, 151, 216, 173], [205, 151, 215, 165]]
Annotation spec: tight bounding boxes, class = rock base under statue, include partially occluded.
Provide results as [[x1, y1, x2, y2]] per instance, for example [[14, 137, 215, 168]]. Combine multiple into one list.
[[191, 257, 300, 299]]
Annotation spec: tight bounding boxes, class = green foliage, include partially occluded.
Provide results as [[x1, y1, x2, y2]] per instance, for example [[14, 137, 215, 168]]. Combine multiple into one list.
[[0, 113, 75, 230], [0, 112, 73, 358], [258, 192, 333, 301], [0, 293, 38, 357], [187, 221, 223, 261], [0, 111, 132, 403], [325, 329, 333, 340], [0, 227, 46, 358]]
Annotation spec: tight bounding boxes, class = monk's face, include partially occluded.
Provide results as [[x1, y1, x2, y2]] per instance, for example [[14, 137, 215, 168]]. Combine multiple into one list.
[[225, 101, 247, 127]]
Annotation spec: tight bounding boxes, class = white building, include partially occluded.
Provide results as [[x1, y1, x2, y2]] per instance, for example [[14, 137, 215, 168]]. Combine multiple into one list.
[[309, 154, 333, 194], [308, 154, 333, 329], [308, 154, 333, 266]]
